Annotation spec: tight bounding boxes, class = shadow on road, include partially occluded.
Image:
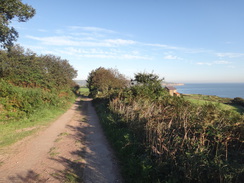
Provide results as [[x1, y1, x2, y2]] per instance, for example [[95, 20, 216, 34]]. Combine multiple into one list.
[[8, 170, 48, 183], [5, 97, 121, 183]]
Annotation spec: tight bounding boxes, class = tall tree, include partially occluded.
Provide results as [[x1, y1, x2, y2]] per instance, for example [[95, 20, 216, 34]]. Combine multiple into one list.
[[0, 0, 35, 48], [87, 67, 128, 98]]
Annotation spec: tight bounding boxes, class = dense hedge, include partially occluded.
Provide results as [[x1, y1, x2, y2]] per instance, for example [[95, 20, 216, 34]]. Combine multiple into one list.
[[0, 79, 75, 123], [94, 85, 244, 183], [233, 97, 244, 107], [0, 45, 77, 89], [0, 45, 79, 123]]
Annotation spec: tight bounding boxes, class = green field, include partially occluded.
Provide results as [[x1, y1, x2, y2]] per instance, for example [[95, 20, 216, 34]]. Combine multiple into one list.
[[79, 87, 89, 97], [182, 94, 244, 113]]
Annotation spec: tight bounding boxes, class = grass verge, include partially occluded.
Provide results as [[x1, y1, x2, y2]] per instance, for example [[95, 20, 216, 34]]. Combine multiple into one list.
[[0, 99, 75, 148], [93, 99, 156, 183]]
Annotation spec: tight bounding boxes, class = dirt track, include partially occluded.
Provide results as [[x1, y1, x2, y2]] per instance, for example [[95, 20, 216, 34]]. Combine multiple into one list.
[[0, 98, 122, 183]]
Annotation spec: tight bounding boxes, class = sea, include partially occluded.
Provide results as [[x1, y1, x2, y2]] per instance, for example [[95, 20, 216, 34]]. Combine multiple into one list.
[[174, 83, 244, 99]]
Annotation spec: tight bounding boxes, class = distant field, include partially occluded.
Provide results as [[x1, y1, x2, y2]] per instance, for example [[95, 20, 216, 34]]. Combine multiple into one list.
[[183, 94, 244, 113], [79, 87, 89, 97]]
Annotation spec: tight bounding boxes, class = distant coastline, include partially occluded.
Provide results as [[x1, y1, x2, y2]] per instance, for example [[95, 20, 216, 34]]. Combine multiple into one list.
[[162, 82, 184, 86], [74, 80, 185, 87], [175, 83, 244, 99]]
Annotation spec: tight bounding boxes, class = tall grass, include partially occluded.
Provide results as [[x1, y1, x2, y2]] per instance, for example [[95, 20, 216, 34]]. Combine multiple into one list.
[[94, 88, 244, 182]]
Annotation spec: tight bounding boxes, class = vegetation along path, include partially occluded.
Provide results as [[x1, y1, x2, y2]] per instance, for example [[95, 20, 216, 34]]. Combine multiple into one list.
[[0, 97, 122, 183]]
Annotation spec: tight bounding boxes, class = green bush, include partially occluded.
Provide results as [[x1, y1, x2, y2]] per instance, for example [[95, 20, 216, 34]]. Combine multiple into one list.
[[233, 97, 244, 107], [94, 86, 244, 182], [0, 79, 75, 122]]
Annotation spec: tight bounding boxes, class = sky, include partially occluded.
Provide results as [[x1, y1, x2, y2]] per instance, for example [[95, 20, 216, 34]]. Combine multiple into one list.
[[12, 0, 244, 83]]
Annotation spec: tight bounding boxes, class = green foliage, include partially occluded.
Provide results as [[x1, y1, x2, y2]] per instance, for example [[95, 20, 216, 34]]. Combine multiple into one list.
[[233, 97, 244, 107], [183, 94, 244, 114], [78, 87, 89, 97], [0, 0, 35, 48], [0, 79, 76, 147], [87, 67, 128, 98], [0, 45, 77, 89], [0, 79, 74, 122], [93, 98, 154, 183], [132, 72, 166, 99], [93, 83, 244, 182], [134, 72, 163, 86]]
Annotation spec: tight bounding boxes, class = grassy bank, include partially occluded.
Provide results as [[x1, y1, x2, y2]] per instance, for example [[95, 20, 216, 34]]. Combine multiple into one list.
[[183, 94, 244, 113], [0, 80, 76, 148], [0, 104, 74, 148]]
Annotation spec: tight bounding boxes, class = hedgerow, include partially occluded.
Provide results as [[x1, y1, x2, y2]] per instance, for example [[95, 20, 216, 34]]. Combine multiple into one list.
[[92, 72, 244, 183], [0, 45, 79, 123]]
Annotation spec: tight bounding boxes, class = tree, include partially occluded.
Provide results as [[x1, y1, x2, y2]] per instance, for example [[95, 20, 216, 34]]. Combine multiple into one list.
[[0, 0, 35, 48], [0, 45, 77, 89], [87, 67, 128, 98], [131, 72, 165, 98]]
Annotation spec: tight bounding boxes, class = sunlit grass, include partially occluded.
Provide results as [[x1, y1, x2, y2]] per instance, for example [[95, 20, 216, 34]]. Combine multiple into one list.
[[0, 101, 75, 148], [79, 87, 89, 97], [183, 94, 241, 113]]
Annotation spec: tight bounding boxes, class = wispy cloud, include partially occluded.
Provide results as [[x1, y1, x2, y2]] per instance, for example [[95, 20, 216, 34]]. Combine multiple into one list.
[[78, 54, 151, 60], [26, 35, 80, 46], [197, 62, 213, 66], [145, 43, 183, 50], [105, 39, 136, 45], [68, 26, 117, 34], [197, 60, 232, 66], [163, 55, 182, 60], [26, 35, 136, 47], [216, 52, 244, 58], [214, 60, 232, 64], [53, 47, 151, 60], [23, 26, 241, 71]]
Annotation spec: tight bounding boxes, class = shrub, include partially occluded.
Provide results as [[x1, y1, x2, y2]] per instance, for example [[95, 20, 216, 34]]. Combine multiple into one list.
[[0, 79, 75, 122], [233, 97, 244, 107], [95, 86, 244, 182]]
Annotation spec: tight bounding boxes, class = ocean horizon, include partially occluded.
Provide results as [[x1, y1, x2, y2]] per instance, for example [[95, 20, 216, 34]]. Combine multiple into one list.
[[175, 83, 244, 99]]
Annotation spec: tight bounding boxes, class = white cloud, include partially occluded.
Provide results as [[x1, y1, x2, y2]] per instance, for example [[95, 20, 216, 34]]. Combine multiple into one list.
[[197, 62, 213, 66], [121, 54, 151, 60], [197, 60, 232, 66], [26, 35, 136, 47], [105, 39, 136, 46], [53, 47, 151, 60], [145, 43, 183, 50], [26, 35, 80, 46], [68, 26, 117, 34], [145, 43, 213, 54], [216, 52, 244, 58], [214, 60, 232, 64], [77, 54, 151, 60], [163, 55, 182, 60]]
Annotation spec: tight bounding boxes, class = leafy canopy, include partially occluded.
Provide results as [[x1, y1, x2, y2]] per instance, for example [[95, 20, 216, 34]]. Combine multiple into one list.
[[0, 0, 35, 48], [0, 45, 77, 89], [87, 67, 128, 98], [131, 72, 165, 98]]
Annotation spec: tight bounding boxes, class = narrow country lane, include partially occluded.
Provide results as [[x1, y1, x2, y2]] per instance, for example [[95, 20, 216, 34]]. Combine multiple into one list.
[[0, 97, 122, 183]]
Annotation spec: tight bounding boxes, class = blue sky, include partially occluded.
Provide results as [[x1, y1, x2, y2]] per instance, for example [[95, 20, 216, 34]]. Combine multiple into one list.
[[13, 0, 244, 83]]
